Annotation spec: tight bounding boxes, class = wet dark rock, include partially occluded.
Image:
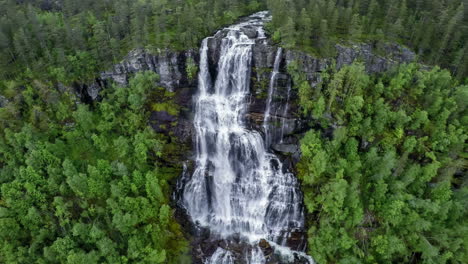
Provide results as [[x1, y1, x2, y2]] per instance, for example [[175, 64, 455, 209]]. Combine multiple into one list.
[[175, 86, 195, 108], [246, 112, 265, 124], [173, 117, 195, 144], [150, 111, 177, 134], [258, 239, 274, 257], [155, 110, 177, 123], [242, 26, 258, 39], [72, 79, 106, 103], [252, 40, 280, 68], [0, 95, 8, 107], [190, 236, 313, 264], [286, 230, 308, 251], [272, 143, 299, 155], [206, 37, 223, 82]]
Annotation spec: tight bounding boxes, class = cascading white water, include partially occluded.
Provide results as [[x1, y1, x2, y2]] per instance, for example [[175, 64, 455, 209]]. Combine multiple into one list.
[[181, 12, 312, 263], [280, 81, 292, 143], [206, 248, 234, 264], [263, 47, 282, 147]]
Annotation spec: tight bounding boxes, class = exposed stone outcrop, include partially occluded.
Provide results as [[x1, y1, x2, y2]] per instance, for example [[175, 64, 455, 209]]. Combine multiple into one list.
[[335, 43, 416, 73], [100, 48, 198, 92], [72, 79, 106, 102]]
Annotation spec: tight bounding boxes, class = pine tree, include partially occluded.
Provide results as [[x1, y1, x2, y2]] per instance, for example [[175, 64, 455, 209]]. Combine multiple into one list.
[[318, 19, 331, 55], [349, 14, 362, 40], [435, 3, 464, 63], [359, 0, 371, 15], [398, 0, 408, 24], [329, 9, 339, 35], [12, 28, 31, 66], [365, 0, 379, 34], [281, 17, 296, 49], [454, 45, 468, 79], [298, 8, 312, 47]]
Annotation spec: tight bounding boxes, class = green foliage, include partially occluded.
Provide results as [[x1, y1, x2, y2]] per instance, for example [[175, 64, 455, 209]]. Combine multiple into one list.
[[186, 57, 198, 81], [151, 87, 181, 116], [298, 63, 467, 263], [152, 102, 180, 116], [252, 67, 273, 99], [0, 71, 189, 263]]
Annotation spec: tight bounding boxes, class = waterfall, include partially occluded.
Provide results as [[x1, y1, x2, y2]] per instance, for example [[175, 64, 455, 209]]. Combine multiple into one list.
[[207, 248, 234, 264], [280, 81, 292, 142], [181, 12, 312, 263], [263, 47, 282, 147]]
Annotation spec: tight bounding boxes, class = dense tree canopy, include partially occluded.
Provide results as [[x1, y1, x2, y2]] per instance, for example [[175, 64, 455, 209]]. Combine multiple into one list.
[[0, 71, 191, 263], [1, 1, 467, 263], [291, 62, 467, 263], [0, 0, 264, 82]]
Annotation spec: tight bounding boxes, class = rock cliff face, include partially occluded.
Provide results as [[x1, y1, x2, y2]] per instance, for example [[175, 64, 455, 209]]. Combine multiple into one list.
[[335, 43, 416, 72], [75, 48, 198, 103], [84, 21, 416, 161], [100, 48, 199, 91]]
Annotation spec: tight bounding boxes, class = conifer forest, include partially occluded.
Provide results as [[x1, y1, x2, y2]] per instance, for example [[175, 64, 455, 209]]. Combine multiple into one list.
[[0, 1, 467, 263]]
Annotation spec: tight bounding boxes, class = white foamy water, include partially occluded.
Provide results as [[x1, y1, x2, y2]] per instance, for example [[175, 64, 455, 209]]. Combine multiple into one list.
[[181, 11, 313, 263]]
